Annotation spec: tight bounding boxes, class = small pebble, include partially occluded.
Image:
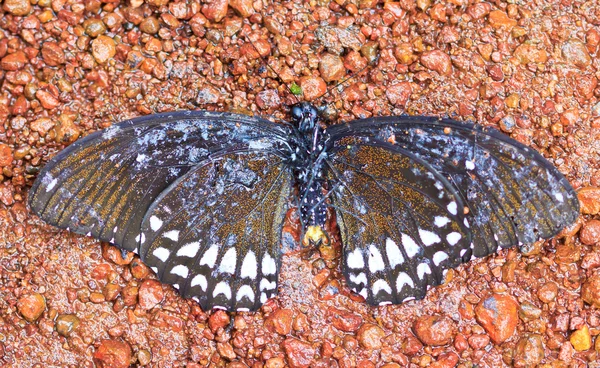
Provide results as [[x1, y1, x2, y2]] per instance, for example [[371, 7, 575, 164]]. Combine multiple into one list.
[[54, 114, 81, 144], [513, 44, 548, 64], [137, 349, 151, 366], [256, 89, 281, 110], [208, 309, 230, 332], [570, 325, 592, 351], [488, 10, 517, 29], [356, 323, 385, 350], [138, 279, 164, 310], [513, 334, 544, 367], [413, 315, 456, 346], [55, 314, 80, 337], [386, 82, 412, 106], [518, 302, 542, 321], [265, 308, 294, 335], [582, 273, 600, 308], [299, 76, 327, 101], [578, 187, 600, 215], [30, 118, 55, 136], [282, 338, 316, 368], [93, 339, 132, 368], [0, 144, 13, 167], [580, 219, 600, 245], [319, 53, 345, 82], [196, 85, 221, 105], [41, 42, 65, 66], [562, 38, 592, 68], [328, 307, 363, 332], [537, 282, 558, 303], [475, 294, 518, 344], [84, 19, 107, 37], [3, 0, 31, 16], [201, 0, 228, 22], [139, 17, 160, 34], [229, 0, 254, 18], [17, 293, 46, 322], [1, 51, 27, 71], [92, 35, 116, 64], [468, 334, 490, 349], [420, 50, 452, 76], [429, 352, 459, 368]]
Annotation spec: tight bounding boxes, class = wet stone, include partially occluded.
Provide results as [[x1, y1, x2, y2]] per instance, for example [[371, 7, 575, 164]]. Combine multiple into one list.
[[570, 325, 592, 351], [580, 219, 600, 245], [429, 352, 459, 368], [201, 0, 228, 22], [386, 82, 412, 107], [513, 44, 548, 65], [92, 35, 116, 64], [84, 19, 107, 37], [1, 51, 27, 71], [130, 259, 151, 279], [209, 309, 230, 332], [41, 42, 65, 66], [582, 273, 600, 308], [140, 17, 160, 34], [579, 187, 600, 215], [420, 50, 452, 76], [93, 339, 132, 368], [196, 85, 221, 105], [36, 90, 60, 110], [256, 89, 281, 110], [55, 314, 80, 337], [30, 118, 55, 136], [562, 38, 592, 68], [54, 114, 81, 144], [488, 10, 517, 29], [518, 302, 542, 321], [537, 282, 558, 303], [555, 243, 581, 264], [475, 294, 519, 344], [282, 338, 316, 368], [468, 334, 490, 349], [138, 279, 164, 310], [137, 349, 151, 366], [0, 144, 13, 167], [357, 323, 385, 350], [229, 0, 254, 18], [299, 76, 327, 101], [3, 0, 31, 16], [328, 307, 363, 332], [17, 293, 46, 322], [413, 315, 456, 346], [265, 308, 294, 335], [319, 53, 345, 82], [513, 334, 544, 367]]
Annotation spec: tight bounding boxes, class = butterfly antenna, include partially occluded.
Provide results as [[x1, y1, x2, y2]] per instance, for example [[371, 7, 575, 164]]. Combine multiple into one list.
[[244, 30, 301, 104]]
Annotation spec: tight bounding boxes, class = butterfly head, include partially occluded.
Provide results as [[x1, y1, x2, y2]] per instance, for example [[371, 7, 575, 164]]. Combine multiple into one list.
[[291, 102, 321, 134]]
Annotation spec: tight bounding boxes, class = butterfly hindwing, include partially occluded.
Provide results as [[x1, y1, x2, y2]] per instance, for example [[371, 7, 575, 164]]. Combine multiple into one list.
[[139, 151, 292, 311], [326, 140, 471, 305], [327, 117, 579, 305]]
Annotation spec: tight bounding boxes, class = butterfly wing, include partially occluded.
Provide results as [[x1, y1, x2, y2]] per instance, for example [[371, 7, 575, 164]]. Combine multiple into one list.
[[29, 111, 294, 311], [326, 116, 579, 305]]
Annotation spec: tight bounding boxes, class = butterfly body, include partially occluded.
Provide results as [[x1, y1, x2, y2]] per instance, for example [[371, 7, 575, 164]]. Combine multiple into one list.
[[29, 106, 580, 311]]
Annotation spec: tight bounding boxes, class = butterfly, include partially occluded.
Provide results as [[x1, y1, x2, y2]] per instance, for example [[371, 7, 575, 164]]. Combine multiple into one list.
[[28, 102, 580, 311]]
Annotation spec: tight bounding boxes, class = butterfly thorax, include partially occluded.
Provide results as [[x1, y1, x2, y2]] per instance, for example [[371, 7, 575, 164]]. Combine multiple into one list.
[[290, 103, 330, 245]]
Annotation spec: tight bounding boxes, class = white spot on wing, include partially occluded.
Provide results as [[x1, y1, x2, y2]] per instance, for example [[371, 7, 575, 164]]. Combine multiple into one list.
[[372, 279, 392, 295], [163, 230, 179, 241], [446, 232, 462, 246], [153, 247, 170, 262], [170, 265, 189, 278], [419, 229, 441, 246], [347, 248, 365, 269], [218, 247, 237, 274], [261, 254, 276, 275], [433, 251, 449, 266], [465, 160, 475, 170], [385, 238, 404, 268], [190, 274, 207, 290], [199, 244, 219, 268], [417, 263, 432, 279], [135, 233, 146, 244], [349, 272, 367, 285], [259, 278, 276, 290], [240, 251, 257, 279], [396, 272, 414, 290], [150, 216, 163, 231], [213, 282, 232, 299], [447, 201, 457, 215], [236, 285, 255, 302], [554, 192, 564, 202], [260, 292, 268, 303], [434, 216, 450, 227], [368, 244, 385, 273], [177, 242, 200, 258], [401, 233, 420, 258], [46, 178, 58, 191]]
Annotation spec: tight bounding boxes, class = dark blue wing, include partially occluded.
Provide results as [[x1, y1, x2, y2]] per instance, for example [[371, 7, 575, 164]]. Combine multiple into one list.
[[29, 111, 294, 311], [326, 116, 579, 305]]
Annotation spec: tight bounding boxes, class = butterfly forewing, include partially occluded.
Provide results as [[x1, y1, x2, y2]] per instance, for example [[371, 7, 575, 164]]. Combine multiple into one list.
[[139, 151, 291, 311], [327, 117, 579, 305], [326, 139, 471, 305]]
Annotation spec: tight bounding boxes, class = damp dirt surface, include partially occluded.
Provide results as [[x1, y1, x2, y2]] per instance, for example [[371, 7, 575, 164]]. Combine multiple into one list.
[[1, 0, 600, 367]]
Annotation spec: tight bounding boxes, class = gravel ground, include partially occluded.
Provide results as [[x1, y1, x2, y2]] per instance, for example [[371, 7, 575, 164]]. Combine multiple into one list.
[[1, 0, 600, 367]]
